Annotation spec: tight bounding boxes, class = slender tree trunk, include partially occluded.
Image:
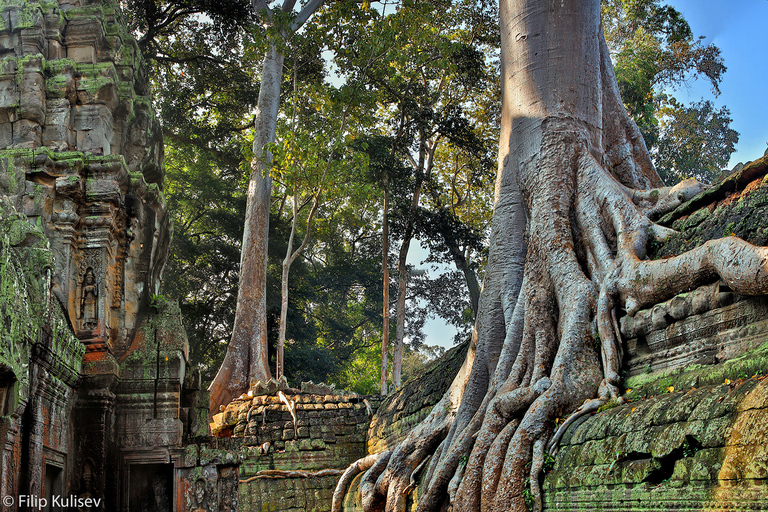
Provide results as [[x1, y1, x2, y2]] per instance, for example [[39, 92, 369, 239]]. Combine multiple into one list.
[[392, 184, 423, 389], [209, 43, 283, 414], [381, 174, 390, 395], [392, 237, 410, 389], [392, 138, 431, 388], [278, 209, 293, 379], [277, 191, 320, 379]]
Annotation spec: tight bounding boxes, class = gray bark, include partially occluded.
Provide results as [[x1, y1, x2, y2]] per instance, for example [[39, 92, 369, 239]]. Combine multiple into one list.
[[277, 191, 320, 378], [338, 1, 768, 510], [208, 45, 282, 414], [381, 177, 391, 395]]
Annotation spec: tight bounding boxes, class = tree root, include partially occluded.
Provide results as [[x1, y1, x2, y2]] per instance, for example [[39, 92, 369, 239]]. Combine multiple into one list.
[[242, 468, 344, 483], [547, 398, 603, 455], [333, 452, 389, 512]]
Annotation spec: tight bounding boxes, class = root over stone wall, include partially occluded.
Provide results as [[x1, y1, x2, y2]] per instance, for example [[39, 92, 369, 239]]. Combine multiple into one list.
[[339, 159, 768, 512]]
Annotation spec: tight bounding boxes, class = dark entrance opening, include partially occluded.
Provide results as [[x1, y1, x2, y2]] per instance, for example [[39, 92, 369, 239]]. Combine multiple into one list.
[[43, 464, 62, 512], [128, 463, 173, 512]]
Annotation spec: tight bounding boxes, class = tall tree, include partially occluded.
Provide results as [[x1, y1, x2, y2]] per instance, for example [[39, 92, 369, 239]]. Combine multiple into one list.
[[209, 0, 328, 414], [328, 0, 499, 390], [600, 0, 739, 180], [335, 1, 768, 511], [269, 75, 369, 378], [128, 0, 389, 394]]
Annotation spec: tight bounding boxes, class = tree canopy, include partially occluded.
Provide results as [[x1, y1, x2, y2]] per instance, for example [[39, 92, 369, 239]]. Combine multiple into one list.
[[123, 0, 743, 400]]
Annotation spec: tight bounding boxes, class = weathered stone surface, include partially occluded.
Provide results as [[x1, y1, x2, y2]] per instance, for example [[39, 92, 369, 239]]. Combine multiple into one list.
[[0, 2, 186, 511], [198, 387, 383, 512], [0, 198, 83, 509], [542, 377, 768, 511]]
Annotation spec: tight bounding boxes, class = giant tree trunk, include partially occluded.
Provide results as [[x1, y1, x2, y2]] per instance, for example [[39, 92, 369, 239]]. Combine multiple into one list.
[[336, 1, 768, 511], [209, 44, 283, 414]]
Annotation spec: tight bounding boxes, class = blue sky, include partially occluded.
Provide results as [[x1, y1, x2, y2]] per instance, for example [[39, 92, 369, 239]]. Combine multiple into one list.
[[667, 0, 768, 166], [417, 1, 768, 350]]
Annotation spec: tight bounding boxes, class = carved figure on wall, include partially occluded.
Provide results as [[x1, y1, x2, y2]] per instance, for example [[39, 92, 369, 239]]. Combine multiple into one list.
[[80, 267, 98, 329], [191, 477, 208, 512], [218, 467, 238, 512], [78, 462, 94, 512]]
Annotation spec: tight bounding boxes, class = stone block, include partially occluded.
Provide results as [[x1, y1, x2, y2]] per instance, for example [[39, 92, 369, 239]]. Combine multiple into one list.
[[13, 119, 41, 147], [0, 123, 11, 149], [73, 102, 112, 130], [47, 40, 65, 60], [18, 63, 45, 122], [68, 45, 95, 63], [0, 32, 21, 56], [55, 175, 83, 198], [20, 27, 45, 55], [64, 14, 105, 49], [76, 125, 110, 155], [0, 79, 17, 109]]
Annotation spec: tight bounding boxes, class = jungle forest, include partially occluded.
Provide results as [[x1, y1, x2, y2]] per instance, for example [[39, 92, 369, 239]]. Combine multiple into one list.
[[124, 0, 763, 510]]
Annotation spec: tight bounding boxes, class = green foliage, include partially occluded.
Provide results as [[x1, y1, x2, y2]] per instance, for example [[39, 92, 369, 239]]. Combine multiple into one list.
[[161, 141, 246, 382], [149, 292, 167, 311], [141, 0, 500, 391], [331, 343, 381, 395], [655, 98, 739, 184], [602, 0, 734, 168]]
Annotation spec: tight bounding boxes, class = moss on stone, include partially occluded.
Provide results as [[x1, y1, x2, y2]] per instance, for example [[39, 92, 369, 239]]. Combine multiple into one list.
[[367, 340, 469, 452], [624, 340, 768, 401], [652, 155, 768, 259], [0, 0, 43, 30], [0, 198, 81, 414]]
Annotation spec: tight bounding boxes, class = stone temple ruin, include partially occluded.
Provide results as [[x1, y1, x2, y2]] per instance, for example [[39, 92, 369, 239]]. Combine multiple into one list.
[[2, 1, 768, 511], [0, 0, 205, 509]]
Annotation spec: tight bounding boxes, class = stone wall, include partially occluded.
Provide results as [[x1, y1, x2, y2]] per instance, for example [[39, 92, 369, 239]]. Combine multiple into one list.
[[544, 374, 768, 511], [200, 389, 380, 512], [367, 341, 467, 454], [0, 197, 84, 508]]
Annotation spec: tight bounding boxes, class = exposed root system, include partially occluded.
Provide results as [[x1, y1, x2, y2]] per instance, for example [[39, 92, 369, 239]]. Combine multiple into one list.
[[334, 1, 768, 510]]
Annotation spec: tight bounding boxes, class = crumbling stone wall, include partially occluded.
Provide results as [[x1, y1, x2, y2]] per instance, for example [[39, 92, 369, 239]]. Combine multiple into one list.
[[0, 1, 197, 510], [0, 197, 84, 508], [543, 374, 768, 511], [201, 389, 380, 512], [367, 341, 467, 454]]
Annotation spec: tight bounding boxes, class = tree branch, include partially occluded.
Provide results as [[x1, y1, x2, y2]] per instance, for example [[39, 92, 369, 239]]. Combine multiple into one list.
[[291, 0, 326, 30]]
